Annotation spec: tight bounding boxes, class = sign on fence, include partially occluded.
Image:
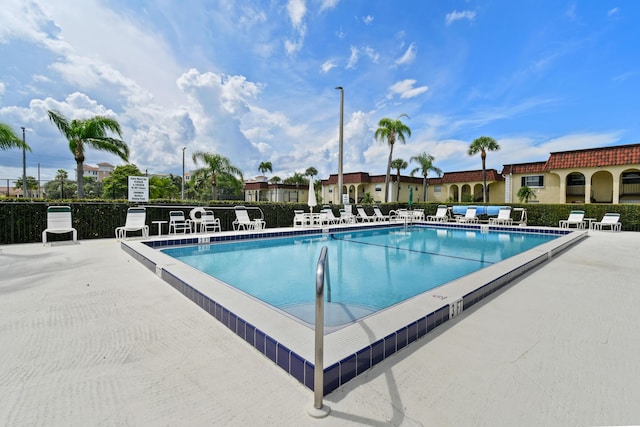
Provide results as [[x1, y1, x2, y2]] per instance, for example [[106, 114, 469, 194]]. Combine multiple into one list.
[[128, 176, 149, 202]]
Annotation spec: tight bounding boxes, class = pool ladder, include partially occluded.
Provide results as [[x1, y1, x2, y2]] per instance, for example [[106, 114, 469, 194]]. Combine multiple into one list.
[[308, 246, 331, 418]]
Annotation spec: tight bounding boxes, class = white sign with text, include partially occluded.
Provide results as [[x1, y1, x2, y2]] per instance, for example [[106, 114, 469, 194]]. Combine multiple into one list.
[[128, 176, 149, 202]]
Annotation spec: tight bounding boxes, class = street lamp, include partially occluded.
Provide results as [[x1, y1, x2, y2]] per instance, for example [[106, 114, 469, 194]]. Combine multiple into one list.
[[21, 127, 27, 198], [335, 86, 344, 205], [181, 147, 186, 200]]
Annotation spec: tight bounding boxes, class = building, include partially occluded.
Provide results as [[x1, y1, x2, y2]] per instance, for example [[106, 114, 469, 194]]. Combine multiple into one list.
[[244, 176, 314, 204], [81, 162, 115, 182]]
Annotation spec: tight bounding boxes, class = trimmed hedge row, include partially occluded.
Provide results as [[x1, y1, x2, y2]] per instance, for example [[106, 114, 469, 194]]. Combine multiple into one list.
[[1, 200, 638, 244]]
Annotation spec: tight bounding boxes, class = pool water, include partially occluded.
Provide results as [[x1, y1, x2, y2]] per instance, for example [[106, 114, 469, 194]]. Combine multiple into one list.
[[161, 226, 557, 325]]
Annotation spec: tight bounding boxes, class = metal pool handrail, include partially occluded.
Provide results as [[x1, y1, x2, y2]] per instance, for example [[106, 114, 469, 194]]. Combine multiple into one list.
[[309, 246, 331, 418]]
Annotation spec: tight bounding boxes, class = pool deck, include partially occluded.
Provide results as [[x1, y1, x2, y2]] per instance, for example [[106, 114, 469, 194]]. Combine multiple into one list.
[[1, 228, 639, 426]]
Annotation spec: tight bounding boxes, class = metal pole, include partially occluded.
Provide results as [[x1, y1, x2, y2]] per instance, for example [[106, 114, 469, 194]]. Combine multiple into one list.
[[182, 147, 186, 200], [21, 127, 27, 198], [335, 87, 344, 205]]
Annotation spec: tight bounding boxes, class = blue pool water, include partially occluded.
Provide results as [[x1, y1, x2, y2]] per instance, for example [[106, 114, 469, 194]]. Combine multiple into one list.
[[161, 226, 558, 325]]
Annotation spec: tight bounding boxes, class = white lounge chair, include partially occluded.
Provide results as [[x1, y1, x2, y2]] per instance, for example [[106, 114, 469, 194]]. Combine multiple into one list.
[[590, 213, 621, 231], [426, 205, 449, 222], [389, 208, 409, 222], [321, 208, 342, 224], [233, 206, 266, 230], [356, 206, 376, 222], [411, 209, 425, 221], [169, 211, 192, 234], [488, 207, 513, 225], [42, 206, 77, 245], [372, 206, 389, 221], [199, 210, 221, 233], [293, 210, 306, 228], [456, 206, 479, 223], [340, 209, 356, 224], [559, 210, 585, 229], [115, 207, 149, 240]]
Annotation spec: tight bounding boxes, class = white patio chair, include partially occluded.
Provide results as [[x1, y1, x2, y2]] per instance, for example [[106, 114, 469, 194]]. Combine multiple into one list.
[[426, 205, 449, 222], [233, 206, 266, 230], [372, 206, 389, 221], [199, 210, 222, 233], [169, 211, 192, 234], [356, 206, 376, 222], [115, 207, 149, 240], [488, 207, 513, 225], [42, 206, 77, 245], [559, 210, 585, 229], [591, 213, 621, 231], [456, 206, 479, 223]]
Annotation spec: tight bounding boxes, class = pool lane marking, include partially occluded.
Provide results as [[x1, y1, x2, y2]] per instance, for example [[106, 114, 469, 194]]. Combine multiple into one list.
[[329, 234, 494, 265]]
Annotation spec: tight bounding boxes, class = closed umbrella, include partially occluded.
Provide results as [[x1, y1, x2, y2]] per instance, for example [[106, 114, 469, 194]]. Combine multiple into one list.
[[308, 178, 317, 213]]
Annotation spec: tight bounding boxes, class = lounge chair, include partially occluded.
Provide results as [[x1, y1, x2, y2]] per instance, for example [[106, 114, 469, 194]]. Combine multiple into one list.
[[426, 205, 449, 222], [321, 208, 341, 224], [233, 206, 266, 230], [42, 206, 77, 245], [389, 208, 409, 222], [488, 207, 513, 226], [559, 210, 585, 229], [456, 206, 479, 223], [169, 211, 192, 234], [340, 208, 356, 224], [411, 209, 425, 221], [591, 213, 621, 231], [115, 207, 149, 240], [372, 206, 389, 221], [199, 210, 221, 233], [356, 206, 376, 222]]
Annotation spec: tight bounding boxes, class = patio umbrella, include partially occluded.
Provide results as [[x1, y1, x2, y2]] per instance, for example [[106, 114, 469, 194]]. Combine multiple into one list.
[[308, 178, 317, 213], [408, 185, 413, 209]]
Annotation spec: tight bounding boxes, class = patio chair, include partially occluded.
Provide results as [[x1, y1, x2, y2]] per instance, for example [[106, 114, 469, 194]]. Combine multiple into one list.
[[293, 210, 306, 228], [456, 206, 479, 223], [199, 210, 222, 233], [411, 209, 425, 221], [42, 206, 77, 245], [233, 206, 266, 230], [488, 206, 513, 226], [356, 206, 376, 222], [168, 211, 192, 234], [115, 207, 149, 240], [372, 206, 389, 221], [591, 213, 621, 231], [559, 210, 585, 229], [426, 205, 449, 222], [389, 208, 409, 222], [340, 208, 356, 224], [321, 207, 342, 224]]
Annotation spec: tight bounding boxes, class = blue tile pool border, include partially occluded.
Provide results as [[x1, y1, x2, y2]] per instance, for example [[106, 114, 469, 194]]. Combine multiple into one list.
[[121, 223, 581, 396]]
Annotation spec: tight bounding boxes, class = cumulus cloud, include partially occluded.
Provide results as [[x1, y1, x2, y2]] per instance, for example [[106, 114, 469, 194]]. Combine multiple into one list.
[[285, 0, 307, 55], [445, 10, 476, 25], [387, 79, 428, 99], [321, 60, 337, 73], [395, 42, 417, 66]]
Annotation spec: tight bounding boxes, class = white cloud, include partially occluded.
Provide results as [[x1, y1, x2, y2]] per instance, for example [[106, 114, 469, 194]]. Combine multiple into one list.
[[395, 42, 417, 66], [287, 0, 307, 29], [346, 46, 359, 69], [0, 82, 5, 96], [445, 10, 476, 25], [321, 60, 337, 73], [387, 79, 428, 99], [320, 0, 340, 11], [608, 7, 620, 17], [362, 15, 374, 25]]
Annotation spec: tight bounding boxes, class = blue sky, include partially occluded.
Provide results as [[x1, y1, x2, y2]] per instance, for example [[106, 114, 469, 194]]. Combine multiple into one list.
[[1, 0, 639, 183]]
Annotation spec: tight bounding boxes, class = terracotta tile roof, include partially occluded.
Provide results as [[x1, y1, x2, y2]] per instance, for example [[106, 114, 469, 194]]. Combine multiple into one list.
[[545, 143, 640, 170], [441, 169, 503, 183], [501, 162, 547, 175], [322, 172, 421, 185]]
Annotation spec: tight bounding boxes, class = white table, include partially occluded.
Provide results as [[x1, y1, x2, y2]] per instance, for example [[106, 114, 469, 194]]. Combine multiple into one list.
[[152, 220, 168, 236]]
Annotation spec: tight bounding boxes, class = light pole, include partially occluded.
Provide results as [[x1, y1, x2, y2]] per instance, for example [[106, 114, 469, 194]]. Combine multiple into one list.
[[21, 127, 27, 198], [335, 87, 344, 205], [181, 147, 186, 200]]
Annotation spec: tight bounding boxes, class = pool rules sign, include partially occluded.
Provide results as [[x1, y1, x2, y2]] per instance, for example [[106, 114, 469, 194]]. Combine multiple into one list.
[[128, 176, 149, 202]]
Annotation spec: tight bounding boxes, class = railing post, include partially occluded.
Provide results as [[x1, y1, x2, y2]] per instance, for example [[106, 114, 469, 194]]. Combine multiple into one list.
[[308, 246, 331, 418]]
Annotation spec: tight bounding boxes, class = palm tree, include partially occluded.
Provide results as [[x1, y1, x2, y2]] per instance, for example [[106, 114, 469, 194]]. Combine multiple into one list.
[[375, 114, 411, 202], [269, 176, 281, 184], [410, 152, 442, 202], [305, 166, 318, 178], [258, 161, 272, 175], [191, 151, 243, 200], [0, 123, 31, 152], [517, 186, 537, 203], [47, 110, 129, 198], [390, 158, 408, 201], [468, 136, 500, 203]]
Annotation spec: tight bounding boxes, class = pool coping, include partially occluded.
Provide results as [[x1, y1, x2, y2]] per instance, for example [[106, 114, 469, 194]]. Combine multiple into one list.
[[121, 222, 587, 395]]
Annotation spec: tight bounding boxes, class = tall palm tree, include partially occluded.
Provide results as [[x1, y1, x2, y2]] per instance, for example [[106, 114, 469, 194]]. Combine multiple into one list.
[[47, 110, 129, 198], [191, 151, 243, 200], [0, 123, 31, 151], [269, 176, 281, 184], [390, 158, 408, 201], [468, 136, 500, 203], [410, 152, 442, 202], [258, 161, 272, 175], [305, 166, 318, 178], [375, 114, 411, 203]]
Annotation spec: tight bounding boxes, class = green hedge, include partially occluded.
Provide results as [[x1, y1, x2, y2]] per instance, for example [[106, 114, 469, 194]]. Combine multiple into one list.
[[1, 200, 638, 244]]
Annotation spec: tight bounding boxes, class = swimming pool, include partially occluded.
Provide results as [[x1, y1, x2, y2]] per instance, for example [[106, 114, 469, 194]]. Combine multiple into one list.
[[160, 227, 559, 327], [122, 222, 587, 395]]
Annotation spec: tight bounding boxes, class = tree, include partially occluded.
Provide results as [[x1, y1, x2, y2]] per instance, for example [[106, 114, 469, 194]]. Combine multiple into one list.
[[269, 176, 281, 184], [410, 152, 442, 202], [517, 186, 537, 203], [390, 158, 408, 201], [102, 164, 143, 199], [47, 110, 129, 198], [258, 161, 273, 175], [305, 166, 318, 178], [149, 175, 179, 199], [83, 176, 102, 199], [0, 123, 31, 152], [43, 169, 76, 199], [14, 176, 39, 197], [468, 136, 500, 203], [375, 114, 411, 202], [284, 172, 306, 201], [191, 151, 244, 200]]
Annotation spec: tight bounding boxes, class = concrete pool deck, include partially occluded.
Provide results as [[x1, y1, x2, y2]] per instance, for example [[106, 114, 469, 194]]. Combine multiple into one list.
[[1, 229, 639, 426]]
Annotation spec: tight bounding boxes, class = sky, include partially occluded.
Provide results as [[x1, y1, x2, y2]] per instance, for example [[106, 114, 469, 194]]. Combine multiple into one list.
[[1, 0, 639, 183]]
